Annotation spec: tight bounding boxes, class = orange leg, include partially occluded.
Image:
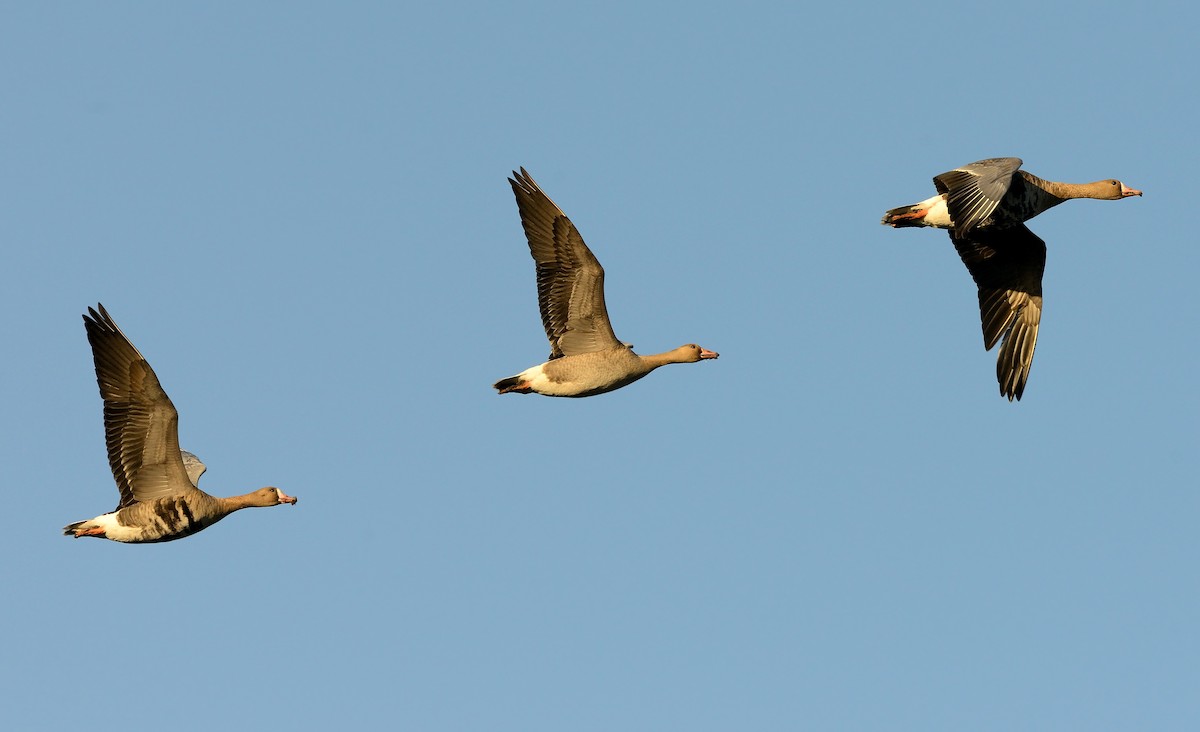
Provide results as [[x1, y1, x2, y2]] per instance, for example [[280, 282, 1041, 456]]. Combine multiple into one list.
[[73, 526, 107, 538]]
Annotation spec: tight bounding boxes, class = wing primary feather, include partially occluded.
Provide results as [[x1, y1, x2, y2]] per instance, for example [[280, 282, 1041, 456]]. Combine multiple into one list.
[[82, 304, 193, 508], [507, 169, 623, 358], [949, 225, 1045, 400]]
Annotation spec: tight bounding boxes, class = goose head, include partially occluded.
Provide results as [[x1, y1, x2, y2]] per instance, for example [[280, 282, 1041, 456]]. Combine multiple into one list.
[[1093, 179, 1143, 199], [674, 344, 719, 362], [248, 486, 298, 507]]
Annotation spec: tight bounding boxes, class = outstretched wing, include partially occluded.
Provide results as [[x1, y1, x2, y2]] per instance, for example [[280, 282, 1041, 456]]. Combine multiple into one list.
[[934, 157, 1023, 235], [950, 224, 1046, 401], [83, 304, 193, 509], [508, 168, 623, 359], [180, 450, 207, 487]]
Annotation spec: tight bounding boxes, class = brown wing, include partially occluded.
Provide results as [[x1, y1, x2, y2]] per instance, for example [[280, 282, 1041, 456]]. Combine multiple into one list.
[[934, 157, 1023, 235], [508, 168, 623, 359], [83, 304, 193, 509], [950, 225, 1046, 401]]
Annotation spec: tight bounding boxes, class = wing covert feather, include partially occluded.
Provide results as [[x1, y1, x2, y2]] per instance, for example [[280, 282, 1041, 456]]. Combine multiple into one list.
[[934, 157, 1022, 234]]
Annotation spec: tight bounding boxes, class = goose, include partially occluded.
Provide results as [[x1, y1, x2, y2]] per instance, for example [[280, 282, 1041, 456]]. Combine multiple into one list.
[[494, 168, 718, 397], [63, 304, 296, 543], [882, 157, 1141, 400]]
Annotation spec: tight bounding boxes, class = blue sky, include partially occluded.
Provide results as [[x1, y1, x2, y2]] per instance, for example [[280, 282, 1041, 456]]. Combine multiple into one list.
[[2, 2, 1196, 730]]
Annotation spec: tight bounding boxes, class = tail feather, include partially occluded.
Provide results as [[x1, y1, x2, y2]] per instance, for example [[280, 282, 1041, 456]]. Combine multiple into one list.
[[62, 521, 85, 537], [493, 375, 526, 394], [881, 204, 927, 228]]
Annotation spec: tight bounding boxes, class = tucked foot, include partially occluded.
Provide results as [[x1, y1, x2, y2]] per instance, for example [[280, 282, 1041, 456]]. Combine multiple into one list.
[[73, 526, 107, 538]]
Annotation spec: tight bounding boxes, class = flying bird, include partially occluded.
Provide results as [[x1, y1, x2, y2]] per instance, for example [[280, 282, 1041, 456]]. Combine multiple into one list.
[[883, 157, 1141, 400], [64, 304, 296, 543], [494, 168, 718, 397]]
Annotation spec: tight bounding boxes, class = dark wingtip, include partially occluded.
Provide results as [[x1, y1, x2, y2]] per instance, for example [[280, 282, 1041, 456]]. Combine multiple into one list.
[[509, 167, 539, 194], [999, 380, 1025, 402], [83, 303, 113, 328]]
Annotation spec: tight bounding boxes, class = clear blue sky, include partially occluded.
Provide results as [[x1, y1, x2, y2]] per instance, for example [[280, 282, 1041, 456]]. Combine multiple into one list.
[[3, 2, 1195, 730]]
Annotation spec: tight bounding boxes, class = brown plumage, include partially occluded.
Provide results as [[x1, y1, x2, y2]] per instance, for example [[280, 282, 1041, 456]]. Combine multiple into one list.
[[63, 304, 296, 543], [882, 157, 1141, 400], [494, 168, 717, 397]]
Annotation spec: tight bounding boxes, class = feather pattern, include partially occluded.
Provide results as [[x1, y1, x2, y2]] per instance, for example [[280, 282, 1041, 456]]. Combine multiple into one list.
[[952, 226, 1045, 401], [509, 168, 622, 359], [84, 304, 193, 510], [884, 157, 1140, 400], [933, 157, 1024, 234], [66, 305, 296, 543], [496, 169, 718, 397], [181, 450, 207, 487]]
